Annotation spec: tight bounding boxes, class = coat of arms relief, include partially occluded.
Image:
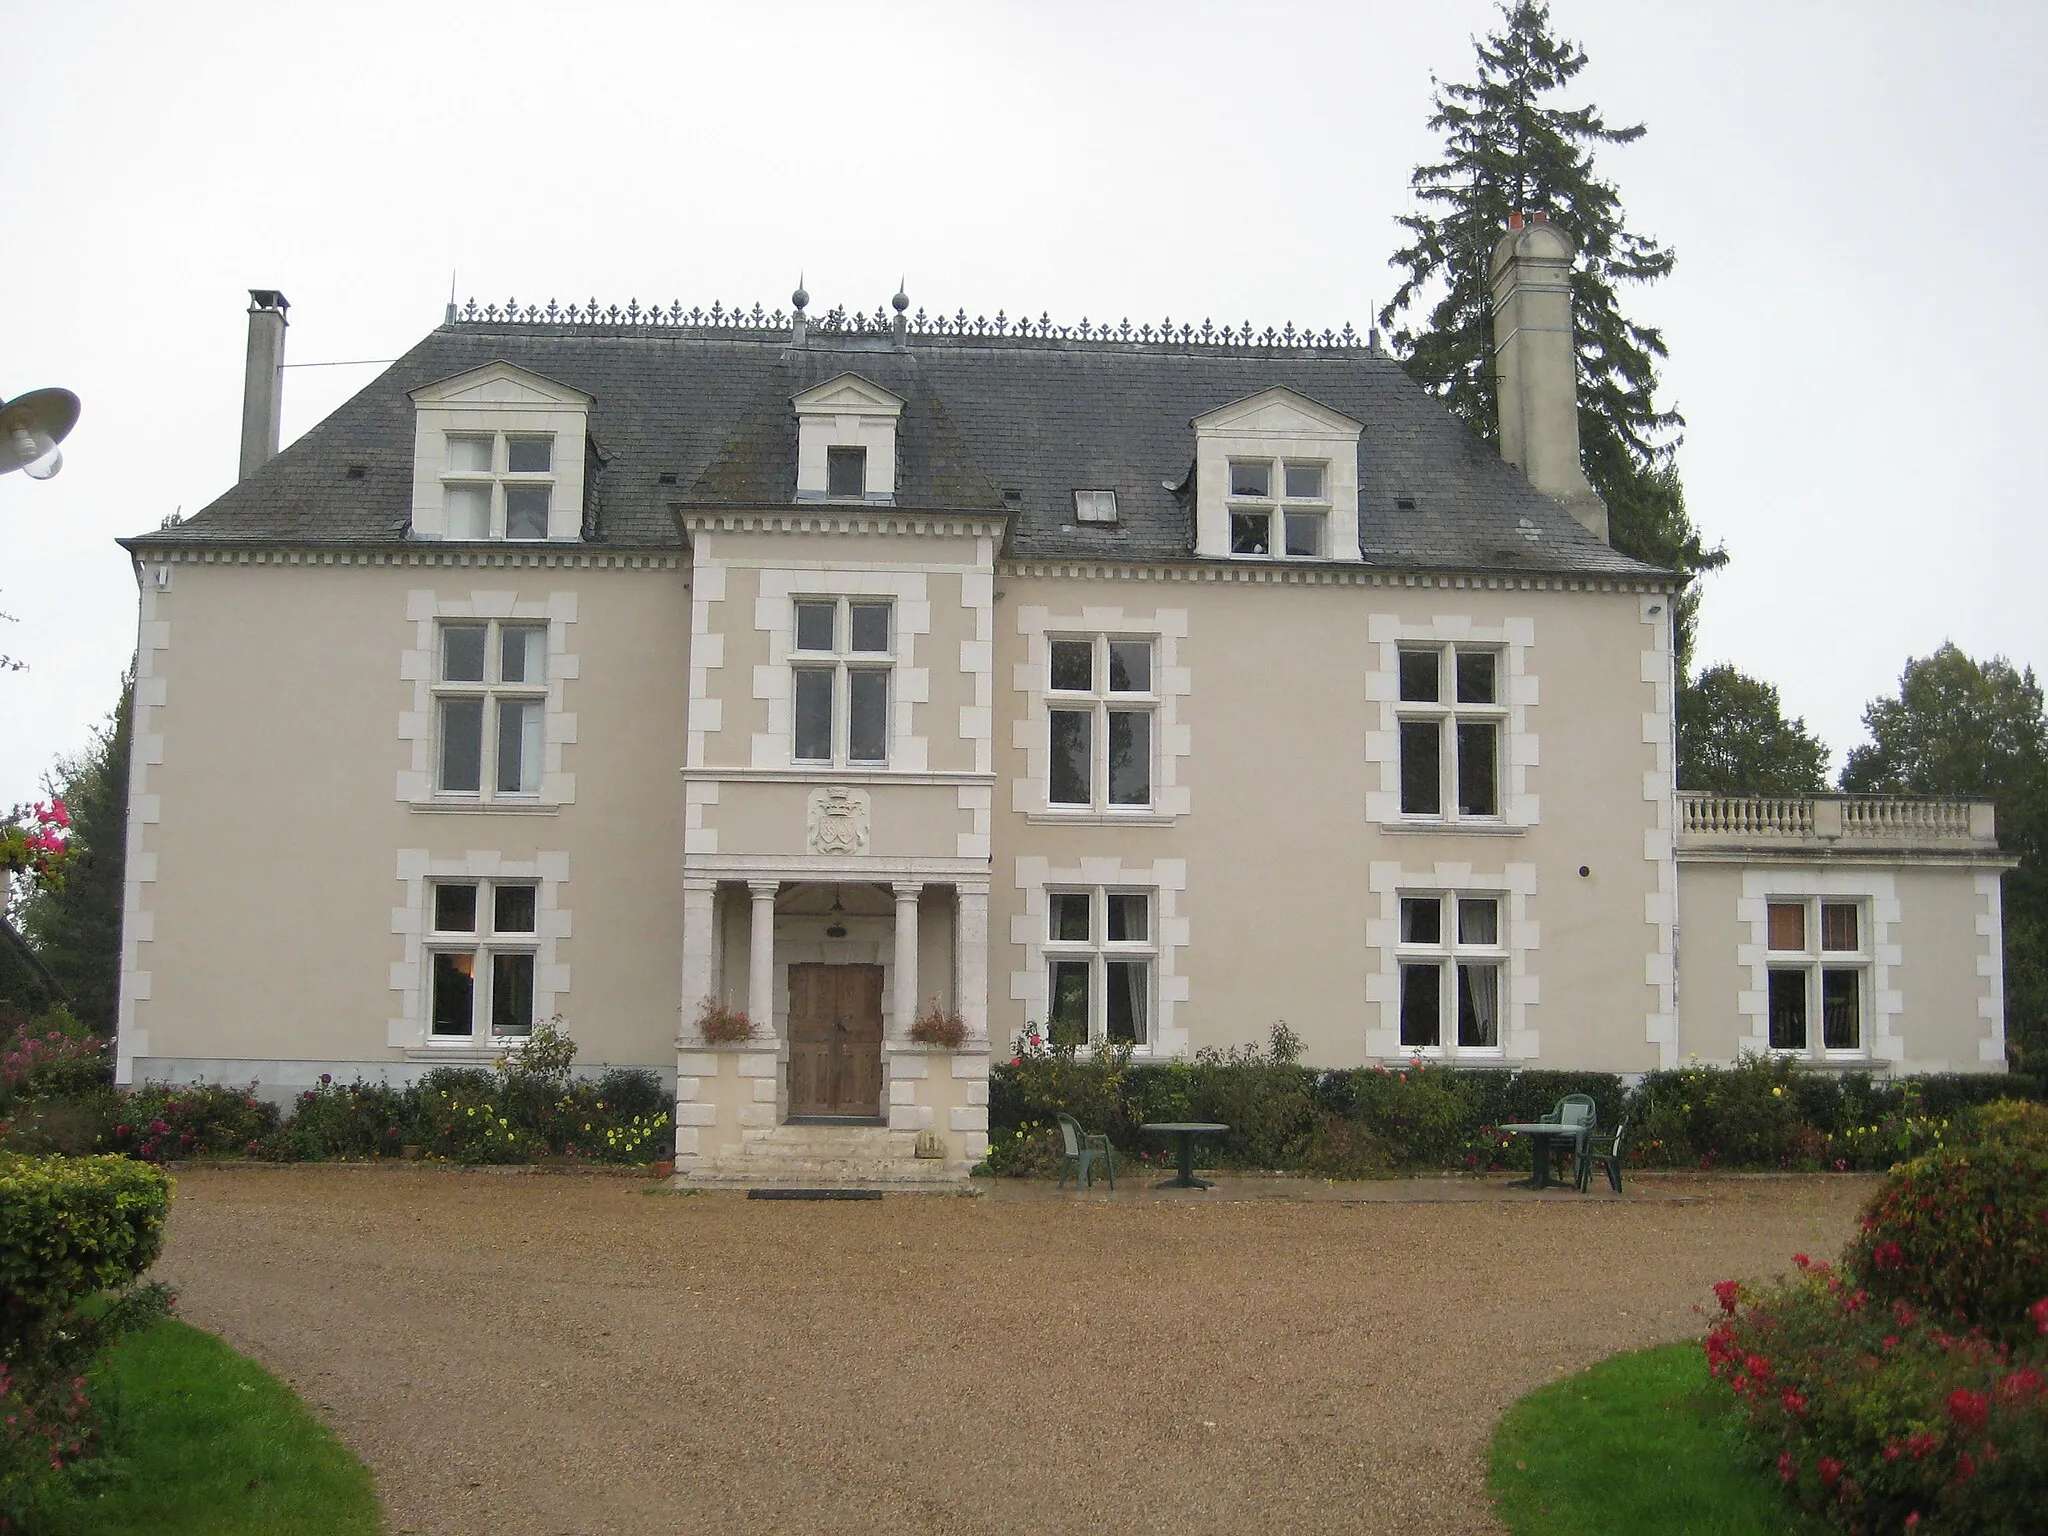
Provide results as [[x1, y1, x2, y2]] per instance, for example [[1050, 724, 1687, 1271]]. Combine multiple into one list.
[[806, 786, 871, 856]]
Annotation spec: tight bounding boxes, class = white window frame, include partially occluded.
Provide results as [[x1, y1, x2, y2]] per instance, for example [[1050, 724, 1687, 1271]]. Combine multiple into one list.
[[433, 619, 552, 802], [439, 431, 558, 542], [1394, 643, 1507, 824], [424, 877, 542, 1043], [1393, 890, 1509, 1059], [790, 596, 894, 768], [1041, 886, 1157, 1050], [1763, 896, 1872, 1060], [1224, 456, 1332, 559], [1044, 633, 1157, 813]]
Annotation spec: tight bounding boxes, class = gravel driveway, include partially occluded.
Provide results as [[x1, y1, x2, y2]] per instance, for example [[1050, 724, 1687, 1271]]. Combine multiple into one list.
[[155, 1169, 1867, 1535]]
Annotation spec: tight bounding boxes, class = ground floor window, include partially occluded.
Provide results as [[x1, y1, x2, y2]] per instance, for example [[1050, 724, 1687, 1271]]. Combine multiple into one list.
[[1396, 892, 1506, 1055], [428, 879, 539, 1039], [1043, 887, 1153, 1048], [1766, 898, 1867, 1054]]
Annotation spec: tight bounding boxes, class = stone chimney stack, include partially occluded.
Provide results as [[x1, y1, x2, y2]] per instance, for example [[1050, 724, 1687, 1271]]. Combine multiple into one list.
[[1490, 215, 1607, 541], [239, 289, 289, 482]]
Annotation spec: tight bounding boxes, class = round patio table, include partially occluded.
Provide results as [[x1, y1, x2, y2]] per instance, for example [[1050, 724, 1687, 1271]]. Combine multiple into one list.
[[1499, 1123, 1589, 1191], [1142, 1122, 1229, 1190]]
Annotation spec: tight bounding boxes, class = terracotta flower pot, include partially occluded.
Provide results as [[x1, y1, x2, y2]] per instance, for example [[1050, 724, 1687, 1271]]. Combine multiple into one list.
[[652, 1158, 675, 1179]]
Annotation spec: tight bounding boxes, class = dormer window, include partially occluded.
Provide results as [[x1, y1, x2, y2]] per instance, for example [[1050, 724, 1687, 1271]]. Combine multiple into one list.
[[1191, 388, 1362, 562], [408, 362, 590, 542], [791, 373, 903, 504], [1073, 490, 1118, 525], [826, 445, 868, 500], [441, 432, 555, 540]]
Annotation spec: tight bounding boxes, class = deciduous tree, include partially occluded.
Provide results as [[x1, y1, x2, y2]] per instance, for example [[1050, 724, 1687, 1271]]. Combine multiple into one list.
[[1677, 665, 1831, 795]]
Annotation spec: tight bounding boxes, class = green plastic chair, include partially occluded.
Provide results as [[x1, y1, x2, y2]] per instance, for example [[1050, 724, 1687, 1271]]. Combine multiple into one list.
[[1544, 1095, 1598, 1184], [1056, 1113, 1114, 1190], [1576, 1116, 1630, 1193]]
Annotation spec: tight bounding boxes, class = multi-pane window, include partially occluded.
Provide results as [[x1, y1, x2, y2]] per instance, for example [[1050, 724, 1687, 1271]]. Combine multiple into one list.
[[435, 621, 549, 798], [825, 446, 867, 500], [1766, 899, 1868, 1054], [1397, 893, 1507, 1054], [792, 598, 891, 765], [1396, 645, 1504, 819], [1044, 888, 1154, 1048], [1226, 457, 1330, 558], [441, 432, 555, 541], [428, 879, 539, 1040], [1046, 635, 1154, 811]]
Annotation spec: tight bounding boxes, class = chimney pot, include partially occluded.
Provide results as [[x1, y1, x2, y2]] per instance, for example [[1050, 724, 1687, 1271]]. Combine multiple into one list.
[[1508, 211, 1525, 230], [1530, 210, 1548, 224], [239, 289, 289, 482]]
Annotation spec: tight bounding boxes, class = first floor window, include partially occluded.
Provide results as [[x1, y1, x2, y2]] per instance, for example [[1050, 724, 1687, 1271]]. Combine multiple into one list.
[[1396, 892, 1505, 1054], [1043, 887, 1153, 1048], [428, 880, 539, 1039], [1396, 644, 1504, 820], [435, 620, 549, 799], [1765, 898, 1867, 1053], [1046, 634, 1156, 811], [791, 597, 892, 765]]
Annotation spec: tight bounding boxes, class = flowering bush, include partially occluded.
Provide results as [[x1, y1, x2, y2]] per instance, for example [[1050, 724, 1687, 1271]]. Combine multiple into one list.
[[0, 1030, 108, 1109], [1845, 1140, 2048, 1349], [270, 1077, 409, 1162], [109, 1083, 279, 1163], [0, 800, 71, 892], [694, 997, 753, 1045], [1706, 1258, 2048, 1533]]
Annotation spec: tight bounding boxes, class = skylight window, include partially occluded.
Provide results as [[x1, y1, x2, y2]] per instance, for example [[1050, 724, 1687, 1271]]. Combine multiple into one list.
[[1073, 489, 1118, 525]]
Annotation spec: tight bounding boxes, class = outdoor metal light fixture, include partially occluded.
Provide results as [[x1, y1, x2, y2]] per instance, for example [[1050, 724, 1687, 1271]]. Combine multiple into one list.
[[824, 887, 848, 939], [0, 388, 81, 480]]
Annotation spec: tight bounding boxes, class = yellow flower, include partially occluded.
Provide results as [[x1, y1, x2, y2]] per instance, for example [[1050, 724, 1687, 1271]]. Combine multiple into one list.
[[1773, 1087, 1784, 1097]]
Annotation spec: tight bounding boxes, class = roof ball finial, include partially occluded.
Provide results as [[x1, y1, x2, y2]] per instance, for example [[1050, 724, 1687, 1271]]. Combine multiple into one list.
[[792, 274, 809, 312], [892, 279, 909, 314]]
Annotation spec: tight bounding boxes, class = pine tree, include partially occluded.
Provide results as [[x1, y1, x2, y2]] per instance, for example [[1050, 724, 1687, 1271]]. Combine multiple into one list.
[[1380, 1, 1725, 665], [13, 676, 132, 1033]]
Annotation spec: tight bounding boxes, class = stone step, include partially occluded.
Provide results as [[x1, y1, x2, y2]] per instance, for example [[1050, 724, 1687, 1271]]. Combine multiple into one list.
[[678, 1163, 970, 1190]]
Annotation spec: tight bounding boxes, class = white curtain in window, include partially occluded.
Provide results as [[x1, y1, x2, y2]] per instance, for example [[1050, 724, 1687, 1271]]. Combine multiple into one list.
[[1461, 962, 1500, 1048]]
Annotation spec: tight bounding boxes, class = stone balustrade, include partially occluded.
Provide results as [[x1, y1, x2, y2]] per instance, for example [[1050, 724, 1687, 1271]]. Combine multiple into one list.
[[1676, 792, 1997, 854]]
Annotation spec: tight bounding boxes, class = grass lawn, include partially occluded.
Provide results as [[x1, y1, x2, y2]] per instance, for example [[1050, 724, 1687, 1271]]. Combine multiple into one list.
[[31, 1318, 382, 1535], [1488, 1341, 1831, 1536]]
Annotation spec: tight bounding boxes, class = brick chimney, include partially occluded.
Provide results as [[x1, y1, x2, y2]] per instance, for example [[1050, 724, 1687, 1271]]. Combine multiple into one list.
[[1490, 215, 1607, 541], [239, 289, 289, 482]]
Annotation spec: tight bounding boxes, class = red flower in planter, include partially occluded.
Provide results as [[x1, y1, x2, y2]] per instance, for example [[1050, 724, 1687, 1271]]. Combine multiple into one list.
[[1905, 1433, 1940, 1460], [1947, 1389, 1989, 1435], [1792, 1252, 1811, 1269], [1884, 1441, 1904, 1463], [1906, 1514, 1922, 1530], [1871, 1241, 1906, 1271], [1780, 1388, 1807, 1416], [2032, 1296, 2048, 1336], [1955, 1450, 1977, 1483], [1817, 1457, 1843, 1489], [1713, 1280, 1742, 1314], [1996, 1368, 2045, 1404], [1744, 1354, 1772, 1382]]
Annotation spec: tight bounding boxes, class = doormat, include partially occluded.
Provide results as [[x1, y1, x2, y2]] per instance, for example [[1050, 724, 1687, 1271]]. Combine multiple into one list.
[[746, 1188, 884, 1201]]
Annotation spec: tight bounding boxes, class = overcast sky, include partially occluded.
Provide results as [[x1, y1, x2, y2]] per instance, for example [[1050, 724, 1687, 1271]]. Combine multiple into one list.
[[3, 0, 2043, 810]]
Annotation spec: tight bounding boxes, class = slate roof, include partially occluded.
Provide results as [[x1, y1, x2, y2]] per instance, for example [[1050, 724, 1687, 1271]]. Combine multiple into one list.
[[129, 320, 1666, 577]]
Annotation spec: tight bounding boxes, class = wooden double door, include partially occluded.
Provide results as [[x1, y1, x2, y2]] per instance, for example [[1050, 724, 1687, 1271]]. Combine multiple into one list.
[[786, 963, 884, 1119]]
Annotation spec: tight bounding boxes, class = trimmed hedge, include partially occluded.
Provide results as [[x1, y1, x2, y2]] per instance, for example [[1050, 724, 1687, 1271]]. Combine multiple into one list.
[[0, 1152, 169, 1343], [985, 1040, 2047, 1177]]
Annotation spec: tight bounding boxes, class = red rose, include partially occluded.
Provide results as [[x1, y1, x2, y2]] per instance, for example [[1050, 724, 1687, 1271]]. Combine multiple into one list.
[[1713, 1280, 1742, 1314], [1817, 1457, 1843, 1489], [1947, 1388, 1989, 1434]]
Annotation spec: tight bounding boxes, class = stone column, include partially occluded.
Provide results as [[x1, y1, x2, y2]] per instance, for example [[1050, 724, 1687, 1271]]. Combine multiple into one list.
[[678, 876, 719, 1038], [954, 881, 990, 1041], [892, 883, 923, 1037], [747, 880, 779, 1037]]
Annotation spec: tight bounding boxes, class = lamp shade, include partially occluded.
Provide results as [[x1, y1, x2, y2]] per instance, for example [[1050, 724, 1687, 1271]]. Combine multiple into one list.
[[0, 389, 82, 479]]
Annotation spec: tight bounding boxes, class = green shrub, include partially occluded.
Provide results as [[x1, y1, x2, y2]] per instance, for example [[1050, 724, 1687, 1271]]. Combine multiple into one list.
[[1963, 1098, 2048, 1151], [1846, 1141, 2048, 1348], [111, 1083, 279, 1162], [0, 1089, 120, 1156], [1707, 1260, 2048, 1534], [1632, 1056, 1828, 1170], [592, 1067, 668, 1122], [271, 1077, 409, 1162], [410, 1072, 531, 1164], [0, 1152, 174, 1512]]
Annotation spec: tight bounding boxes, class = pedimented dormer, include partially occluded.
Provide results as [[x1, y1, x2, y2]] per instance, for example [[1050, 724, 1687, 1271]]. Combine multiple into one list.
[[409, 362, 592, 541], [1191, 387, 1363, 562], [792, 373, 903, 505]]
